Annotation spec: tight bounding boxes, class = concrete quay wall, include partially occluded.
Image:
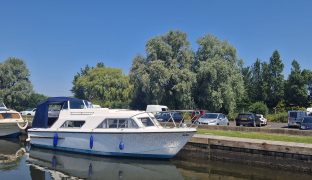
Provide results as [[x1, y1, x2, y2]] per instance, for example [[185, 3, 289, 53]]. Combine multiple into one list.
[[176, 134, 312, 173], [197, 124, 312, 136]]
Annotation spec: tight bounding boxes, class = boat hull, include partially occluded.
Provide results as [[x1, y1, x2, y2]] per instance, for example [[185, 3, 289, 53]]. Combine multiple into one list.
[[0, 123, 21, 138], [28, 130, 195, 158]]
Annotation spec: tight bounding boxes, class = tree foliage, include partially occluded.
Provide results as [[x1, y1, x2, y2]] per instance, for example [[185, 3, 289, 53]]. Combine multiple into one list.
[[266, 50, 285, 108], [285, 60, 308, 106], [248, 101, 269, 116], [302, 69, 312, 101], [250, 59, 263, 102], [130, 30, 196, 110], [0, 57, 34, 111], [72, 63, 133, 108], [193, 35, 244, 114], [22, 93, 47, 109], [3, 30, 310, 115]]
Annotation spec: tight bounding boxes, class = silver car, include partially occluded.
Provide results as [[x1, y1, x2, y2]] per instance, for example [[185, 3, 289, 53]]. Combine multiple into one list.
[[198, 113, 229, 126], [256, 114, 267, 126]]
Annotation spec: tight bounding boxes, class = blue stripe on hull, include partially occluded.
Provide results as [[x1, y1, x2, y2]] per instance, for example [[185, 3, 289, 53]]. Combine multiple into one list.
[[0, 132, 21, 138], [31, 144, 175, 159]]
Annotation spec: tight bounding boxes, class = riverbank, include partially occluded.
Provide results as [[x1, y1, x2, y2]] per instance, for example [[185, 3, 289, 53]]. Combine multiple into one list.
[[198, 129, 312, 144], [176, 134, 312, 173]]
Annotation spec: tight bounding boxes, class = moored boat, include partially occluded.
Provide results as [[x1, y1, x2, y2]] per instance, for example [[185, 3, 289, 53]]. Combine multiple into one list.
[[0, 102, 28, 138], [27, 97, 196, 158]]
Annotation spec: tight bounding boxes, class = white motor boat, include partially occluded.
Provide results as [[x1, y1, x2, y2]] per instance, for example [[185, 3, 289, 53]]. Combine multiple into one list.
[[27, 97, 196, 158], [0, 102, 28, 138]]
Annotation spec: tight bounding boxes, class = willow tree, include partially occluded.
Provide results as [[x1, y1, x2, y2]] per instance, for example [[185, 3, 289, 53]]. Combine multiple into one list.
[[72, 63, 133, 108], [0, 57, 33, 111], [129, 30, 196, 110], [193, 35, 245, 114]]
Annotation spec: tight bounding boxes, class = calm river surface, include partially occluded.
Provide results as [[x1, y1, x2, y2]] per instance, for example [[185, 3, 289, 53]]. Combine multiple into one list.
[[1, 139, 311, 180]]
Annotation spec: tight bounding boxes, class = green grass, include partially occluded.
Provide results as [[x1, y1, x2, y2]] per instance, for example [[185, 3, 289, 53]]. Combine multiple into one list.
[[197, 129, 312, 144]]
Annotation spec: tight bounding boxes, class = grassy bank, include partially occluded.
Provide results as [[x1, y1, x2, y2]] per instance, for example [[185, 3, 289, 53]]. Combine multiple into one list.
[[197, 129, 312, 144]]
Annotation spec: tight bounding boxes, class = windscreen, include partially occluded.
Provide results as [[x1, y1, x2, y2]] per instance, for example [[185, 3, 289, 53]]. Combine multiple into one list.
[[202, 113, 218, 119], [303, 117, 312, 123], [238, 114, 252, 119], [289, 112, 298, 118]]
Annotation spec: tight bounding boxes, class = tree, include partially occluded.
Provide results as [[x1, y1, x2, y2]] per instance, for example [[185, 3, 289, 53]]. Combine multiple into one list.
[[248, 102, 269, 116], [129, 30, 196, 110], [241, 66, 252, 107], [302, 69, 312, 101], [24, 93, 47, 108], [193, 35, 244, 114], [250, 59, 263, 102], [0, 57, 34, 111], [72, 63, 133, 108], [261, 62, 270, 104], [285, 60, 308, 107], [266, 50, 285, 108]]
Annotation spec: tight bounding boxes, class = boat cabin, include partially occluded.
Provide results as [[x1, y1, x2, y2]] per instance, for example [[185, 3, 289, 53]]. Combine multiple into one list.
[[31, 97, 163, 130], [32, 97, 95, 128]]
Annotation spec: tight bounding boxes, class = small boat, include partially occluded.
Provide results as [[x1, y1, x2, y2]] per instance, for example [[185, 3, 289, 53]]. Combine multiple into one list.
[[27, 97, 196, 159], [0, 102, 28, 138]]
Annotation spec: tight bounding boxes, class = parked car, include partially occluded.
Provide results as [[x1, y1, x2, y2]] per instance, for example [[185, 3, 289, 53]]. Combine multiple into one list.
[[191, 110, 207, 123], [288, 111, 307, 128], [256, 114, 267, 126], [48, 109, 60, 118], [307, 107, 312, 116], [197, 113, 229, 126], [235, 113, 261, 127], [155, 112, 183, 122], [299, 116, 312, 130], [20, 108, 36, 116]]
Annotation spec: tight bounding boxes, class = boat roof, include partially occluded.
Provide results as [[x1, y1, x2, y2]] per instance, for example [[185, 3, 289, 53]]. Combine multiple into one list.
[[0, 109, 19, 113], [32, 97, 85, 128], [32, 97, 148, 128]]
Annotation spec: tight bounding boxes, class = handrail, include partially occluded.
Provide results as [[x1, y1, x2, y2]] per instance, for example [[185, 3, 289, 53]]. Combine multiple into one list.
[[130, 110, 199, 129]]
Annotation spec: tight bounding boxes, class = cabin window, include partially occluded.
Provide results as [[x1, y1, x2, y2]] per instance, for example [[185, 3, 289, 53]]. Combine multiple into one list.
[[139, 117, 155, 127], [97, 118, 138, 129], [60, 120, 85, 128], [0, 113, 21, 119], [70, 100, 85, 109]]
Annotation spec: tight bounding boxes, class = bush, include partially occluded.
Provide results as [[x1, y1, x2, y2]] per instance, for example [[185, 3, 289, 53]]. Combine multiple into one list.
[[228, 112, 238, 121], [266, 112, 288, 123], [248, 102, 269, 116]]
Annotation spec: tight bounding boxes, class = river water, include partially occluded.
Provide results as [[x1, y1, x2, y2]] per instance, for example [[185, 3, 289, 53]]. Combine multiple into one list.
[[1, 139, 311, 180]]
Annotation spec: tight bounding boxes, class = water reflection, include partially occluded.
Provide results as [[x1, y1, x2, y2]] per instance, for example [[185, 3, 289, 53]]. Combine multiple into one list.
[[0, 140, 312, 180], [0, 139, 25, 171], [26, 147, 183, 180], [173, 158, 312, 180]]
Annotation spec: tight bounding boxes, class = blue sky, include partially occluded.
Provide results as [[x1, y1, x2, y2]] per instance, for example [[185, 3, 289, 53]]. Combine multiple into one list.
[[1, 0, 312, 96]]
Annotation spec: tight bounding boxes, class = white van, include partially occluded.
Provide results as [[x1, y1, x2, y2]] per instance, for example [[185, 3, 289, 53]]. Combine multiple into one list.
[[307, 108, 312, 116], [146, 105, 168, 113], [288, 111, 307, 127]]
